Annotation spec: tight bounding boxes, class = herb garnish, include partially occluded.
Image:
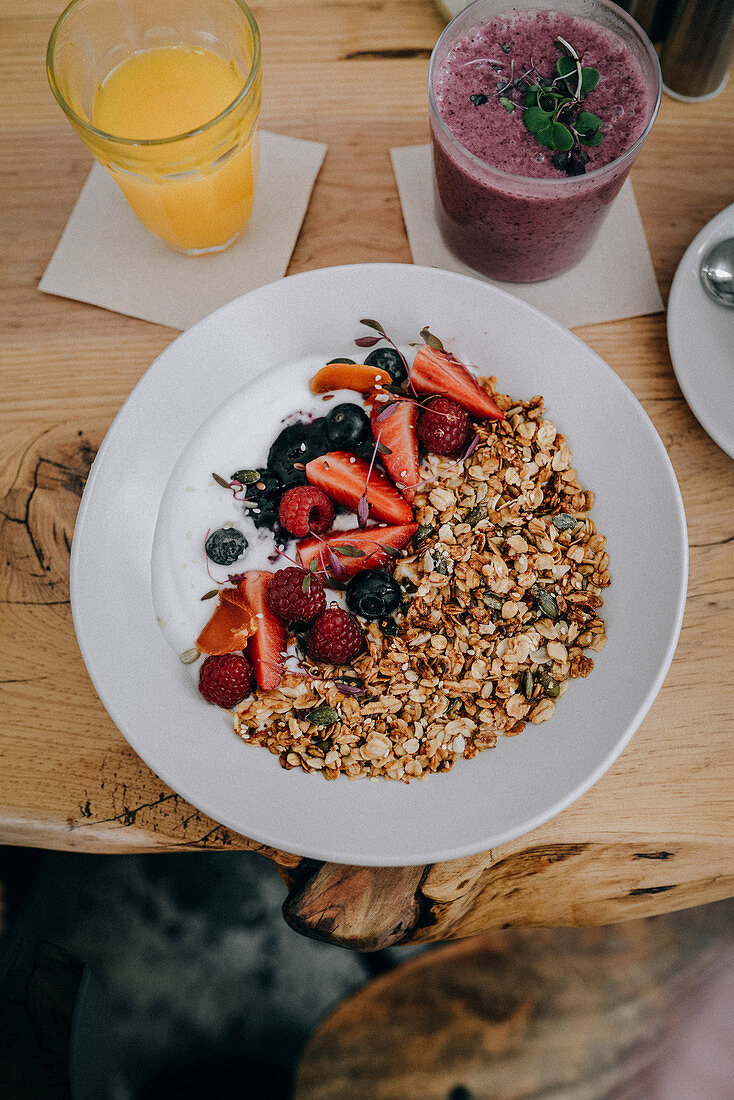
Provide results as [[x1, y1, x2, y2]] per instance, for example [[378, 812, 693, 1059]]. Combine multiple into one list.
[[468, 36, 603, 176]]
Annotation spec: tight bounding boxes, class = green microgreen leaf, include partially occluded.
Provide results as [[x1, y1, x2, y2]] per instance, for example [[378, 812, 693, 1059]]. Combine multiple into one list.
[[523, 106, 552, 133], [332, 545, 366, 558], [502, 41, 512, 53], [556, 55, 576, 80], [575, 111, 603, 135], [327, 357, 357, 365], [470, 93, 489, 107], [578, 126, 603, 146], [499, 96, 515, 112], [580, 67, 600, 95], [420, 326, 445, 351], [360, 318, 386, 334]]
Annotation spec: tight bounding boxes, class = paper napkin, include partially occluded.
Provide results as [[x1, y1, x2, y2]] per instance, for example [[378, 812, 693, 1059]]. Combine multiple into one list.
[[39, 130, 327, 331], [391, 143, 663, 328]]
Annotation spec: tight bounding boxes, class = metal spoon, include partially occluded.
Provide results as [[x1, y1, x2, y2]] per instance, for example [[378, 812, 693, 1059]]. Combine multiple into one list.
[[699, 237, 734, 307]]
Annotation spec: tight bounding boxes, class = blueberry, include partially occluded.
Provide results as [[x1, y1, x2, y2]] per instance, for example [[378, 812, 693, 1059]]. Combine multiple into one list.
[[325, 403, 371, 451], [205, 527, 248, 566], [346, 570, 402, 620], [364, 347, 407, 385], [238, 467, 281, 529], [267, 420, 327, 488]]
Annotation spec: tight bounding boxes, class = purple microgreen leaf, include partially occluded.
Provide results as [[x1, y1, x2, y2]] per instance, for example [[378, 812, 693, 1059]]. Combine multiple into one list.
[[212, 472, 230, 489], [420, 327, 445, 351], [375, 400, 401, 423], [354, 335, 382, 348], [334, 681, 365, 697], [327, 547, 349, 580], [463, 432, 481, 461], [200, 589, 220, 601], [357, 493, 370, 530], [360, 318, 387, 335]]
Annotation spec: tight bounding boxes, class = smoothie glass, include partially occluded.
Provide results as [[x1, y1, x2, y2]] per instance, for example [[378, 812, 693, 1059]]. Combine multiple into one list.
[[428, 0, 661, 282], [47, 0, 262, 255]]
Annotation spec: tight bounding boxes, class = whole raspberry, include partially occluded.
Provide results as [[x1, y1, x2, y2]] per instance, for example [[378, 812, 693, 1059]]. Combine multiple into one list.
[[265, 566, 326, 624], [198, 653, 253, 708], [306, 607, 364, 665], [278, 486, 335, 538], [417, 397, 469, 456]]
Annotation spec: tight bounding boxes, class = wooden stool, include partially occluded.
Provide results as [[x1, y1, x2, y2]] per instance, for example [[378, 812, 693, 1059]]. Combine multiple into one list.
[[294, 899, 734, 1099]]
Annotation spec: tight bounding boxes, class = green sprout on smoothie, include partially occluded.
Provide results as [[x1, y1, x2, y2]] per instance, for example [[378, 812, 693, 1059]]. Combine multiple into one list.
[[469, 36, 604, 176]]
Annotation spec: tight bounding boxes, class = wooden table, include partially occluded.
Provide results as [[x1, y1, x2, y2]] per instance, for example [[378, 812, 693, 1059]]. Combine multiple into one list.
[[2, 0, 733, 950]]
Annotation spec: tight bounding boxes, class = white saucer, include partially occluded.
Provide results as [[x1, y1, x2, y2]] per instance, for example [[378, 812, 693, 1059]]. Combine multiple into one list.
[[668, 203, 734, 461]]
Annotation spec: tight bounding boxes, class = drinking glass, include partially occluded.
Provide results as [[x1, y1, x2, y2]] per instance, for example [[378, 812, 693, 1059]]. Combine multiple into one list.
[[428, 0, 661, 282], [47, 0, 262, 255]]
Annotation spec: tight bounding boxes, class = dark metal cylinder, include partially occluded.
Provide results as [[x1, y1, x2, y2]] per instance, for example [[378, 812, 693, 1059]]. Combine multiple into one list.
[[660, 0, 734, 99]]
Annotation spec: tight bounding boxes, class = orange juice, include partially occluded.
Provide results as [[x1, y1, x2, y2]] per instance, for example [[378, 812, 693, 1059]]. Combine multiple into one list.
[[91, 45, 260, 252]]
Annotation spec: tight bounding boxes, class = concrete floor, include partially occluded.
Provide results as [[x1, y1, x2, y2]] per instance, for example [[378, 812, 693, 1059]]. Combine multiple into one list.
[[0, 846, 421, 1099]]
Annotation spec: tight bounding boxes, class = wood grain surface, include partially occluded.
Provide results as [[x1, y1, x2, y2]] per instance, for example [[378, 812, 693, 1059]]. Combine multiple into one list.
[[1, 0, 733, 946], [294, 898, 734, 1099]]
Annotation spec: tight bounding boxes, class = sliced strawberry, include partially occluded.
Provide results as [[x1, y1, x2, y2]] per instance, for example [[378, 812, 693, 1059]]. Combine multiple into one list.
[[309, 363, 391, 395], [240, 571, 288, 691], [306, 451, 414, 525], [411, 345, 505, 420], [370, 400, 420, 503], [298, 523, 418, 579]]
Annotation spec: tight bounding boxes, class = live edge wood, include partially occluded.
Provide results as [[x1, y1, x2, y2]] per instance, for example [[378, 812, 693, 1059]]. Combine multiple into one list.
[[1, 1, 733, 948]]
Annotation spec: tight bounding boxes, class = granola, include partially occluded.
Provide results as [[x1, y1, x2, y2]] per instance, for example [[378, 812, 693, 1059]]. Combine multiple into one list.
[[234, 377, 609, 782]]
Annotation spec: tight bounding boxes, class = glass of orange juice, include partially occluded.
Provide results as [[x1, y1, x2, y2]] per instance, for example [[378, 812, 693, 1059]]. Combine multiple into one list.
[[47, 0, 262, 254]]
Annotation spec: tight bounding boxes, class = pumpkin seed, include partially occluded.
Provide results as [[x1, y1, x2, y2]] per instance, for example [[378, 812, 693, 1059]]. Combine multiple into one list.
[[230, 468, 260, 485], [552, 512, 578, 532], [481, 590, 505, 613], [532, 584, 559, 620], [433, 551, 450, 575], [538, 671, 560, 697], [306, 705, 340, 727], [521, 669, 534, 699], [415, 524, 435, 545]]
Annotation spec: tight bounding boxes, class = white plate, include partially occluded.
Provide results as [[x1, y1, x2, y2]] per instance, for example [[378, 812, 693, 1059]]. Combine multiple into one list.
[[71, 264, 687, 866], [668, 203, 734, 461]]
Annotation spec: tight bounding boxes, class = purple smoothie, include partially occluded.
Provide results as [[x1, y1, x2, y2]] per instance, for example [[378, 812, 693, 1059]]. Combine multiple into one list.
[[429, 2, 660, 282]]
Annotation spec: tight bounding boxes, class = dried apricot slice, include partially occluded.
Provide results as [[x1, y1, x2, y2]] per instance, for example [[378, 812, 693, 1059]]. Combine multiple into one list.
[[309, 363, 391, 395], [196, 585, 259, 656]]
